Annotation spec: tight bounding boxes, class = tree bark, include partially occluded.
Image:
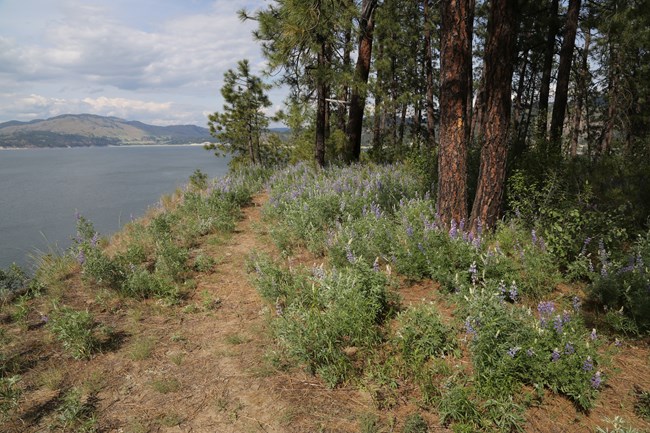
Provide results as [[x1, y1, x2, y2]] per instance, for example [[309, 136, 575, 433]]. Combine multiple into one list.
[[438, 0, 473, 227], [549, 0, 581, 152], [423, 0, 436, 148], [536, 0, 559, 142], [346, 0, 379, 162], [470, 0, 516, 231]]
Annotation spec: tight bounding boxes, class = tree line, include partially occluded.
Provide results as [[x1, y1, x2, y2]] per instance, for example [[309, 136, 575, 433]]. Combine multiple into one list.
[[207, 0, 650, 232]]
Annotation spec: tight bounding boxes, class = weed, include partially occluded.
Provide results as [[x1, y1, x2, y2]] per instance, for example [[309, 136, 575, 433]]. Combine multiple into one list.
[[169, 352, 185, 366], [193, 252, 216, 272], [359, 412, 382, 433], [225, 334, 245, 345], [151, 378, 181, 394], [595, 416, 644, 433], [48, 305, 100, 360], [0, 376, 21, 420], [11, 294, 30, 327], [37, 366, 65, 391], [159, 412, 184, 427], [53, 387, 97, 432], [402, 413, 428, 433], [129, 337, 156, 361], [633, 386, 650, 421]]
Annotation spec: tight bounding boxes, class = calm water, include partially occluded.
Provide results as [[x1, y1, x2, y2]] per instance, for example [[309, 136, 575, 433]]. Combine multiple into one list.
[[0, 146, 229, 270]]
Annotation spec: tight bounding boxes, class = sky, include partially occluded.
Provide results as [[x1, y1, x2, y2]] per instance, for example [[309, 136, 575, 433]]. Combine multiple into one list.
[[0, 0, 286, 126]]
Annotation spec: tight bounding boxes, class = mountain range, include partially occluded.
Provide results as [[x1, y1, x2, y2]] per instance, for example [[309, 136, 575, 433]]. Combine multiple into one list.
[[0, 114, 216, 148]]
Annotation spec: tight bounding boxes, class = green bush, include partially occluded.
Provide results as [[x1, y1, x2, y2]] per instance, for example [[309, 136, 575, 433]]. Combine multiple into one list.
[[0, 264, 27, 294], [48, 305, 100, 360], [394, 303, 456, 369], [0, 376, 21, 419]]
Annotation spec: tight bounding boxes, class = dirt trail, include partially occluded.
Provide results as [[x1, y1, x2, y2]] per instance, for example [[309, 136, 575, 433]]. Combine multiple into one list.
[[93, 193, 374, 432]]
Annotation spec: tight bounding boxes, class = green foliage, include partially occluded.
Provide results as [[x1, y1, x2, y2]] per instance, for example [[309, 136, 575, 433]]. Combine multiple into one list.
[[0, 264, 27, 294], [595, 417, 644, 433], [53, 387, 97, 432], [633, 387, 650, 421], [438, 384, 483, 429], [207, 59, 276, 166], [402, 413, 428, 433], [464, 287, 602, 410], [588, 231, 650, 334], [0, 376, 21, 419], [189, 169, 208, 190], [393, 303, 456, 369], [48, 305, 100, 360], [252, 258, 393, 387]]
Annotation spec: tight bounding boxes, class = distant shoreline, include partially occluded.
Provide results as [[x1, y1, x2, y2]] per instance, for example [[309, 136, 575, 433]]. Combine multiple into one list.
[[0, 143, 210, 150]]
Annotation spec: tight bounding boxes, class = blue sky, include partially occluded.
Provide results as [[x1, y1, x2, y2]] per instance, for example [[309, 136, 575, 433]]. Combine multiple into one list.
[[0, 0, 285, 126]]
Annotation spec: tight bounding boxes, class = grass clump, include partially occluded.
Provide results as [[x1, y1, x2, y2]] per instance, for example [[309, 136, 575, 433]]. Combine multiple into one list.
[[52, 387, 97, 432], [0, 376, 22, 420], [48, 305, 101, 360]]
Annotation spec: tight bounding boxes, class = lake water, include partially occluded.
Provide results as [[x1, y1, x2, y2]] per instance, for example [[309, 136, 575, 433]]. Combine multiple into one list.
[[0, 146, 230, 270]]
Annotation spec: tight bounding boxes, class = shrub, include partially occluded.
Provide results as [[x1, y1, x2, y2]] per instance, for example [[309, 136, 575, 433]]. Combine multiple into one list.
[[463, 286, 603, 410], [53, 387, 97, 432], [48, 305, 100, 360], [394, 303, 456, 369], [0, 264, 27, 294], [0, 376, 21, 420]]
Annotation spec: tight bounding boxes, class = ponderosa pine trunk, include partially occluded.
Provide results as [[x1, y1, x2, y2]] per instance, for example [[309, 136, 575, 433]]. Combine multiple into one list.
[[315, 40, 327, 167], [570, 27, 590, 157], [438, 0, 473, 227], [470, 0, 516, 231], [549, 0, 581, 152], [346, 0, 379, 162]]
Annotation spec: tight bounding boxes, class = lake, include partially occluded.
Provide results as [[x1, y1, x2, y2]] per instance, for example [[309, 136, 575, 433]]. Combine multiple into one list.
[[0, 146, 230, 270]]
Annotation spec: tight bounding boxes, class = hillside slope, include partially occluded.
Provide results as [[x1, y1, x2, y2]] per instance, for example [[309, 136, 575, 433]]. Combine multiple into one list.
[[0, 114, 214, 148]]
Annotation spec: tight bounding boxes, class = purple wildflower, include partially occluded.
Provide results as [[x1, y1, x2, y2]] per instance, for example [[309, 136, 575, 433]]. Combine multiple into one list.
[[581, 237, 592, 255], [345, 245, 356, 264], [562, 310, 571, 324], [476, 218, 483, 236], [507, 347, 520, 358], [497, 280, 507, 300], [537, 301, 555, 327], [76, 249, 86, 265], [564, 342, 575, 355], [312, 266, 325, 279], [406, 226, 414, 237], [449, 219, 458, 239], [40, 315, 49, 324], [526, 348, 536, 357], [614, 338, 622, 347], [459, 219, 466, 233], [509, 282, 518, 302], [469, 261, 478, 285], [589, 259, 595, 273], [465, 317, 477, 337], [553, 315, 564, 334], [90, 232, 99, 247], [590, 328, 598, 341], [583, 356, 594, 371], [551, 348, 561, 362], [572, 296, 581, 312], [275, 298, 284, 316], [591, 371, 602, 389], [531, 229, 538, 246], [373, 259, 380, 273]]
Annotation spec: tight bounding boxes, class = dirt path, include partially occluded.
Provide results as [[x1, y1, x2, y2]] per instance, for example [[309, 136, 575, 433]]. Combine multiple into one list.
[[91, 194, 374, 432]]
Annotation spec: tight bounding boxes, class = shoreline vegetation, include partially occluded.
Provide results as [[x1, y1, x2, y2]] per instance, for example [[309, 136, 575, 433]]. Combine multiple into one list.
[[0, 143, 212, 150], [1, 164, 648, 432]]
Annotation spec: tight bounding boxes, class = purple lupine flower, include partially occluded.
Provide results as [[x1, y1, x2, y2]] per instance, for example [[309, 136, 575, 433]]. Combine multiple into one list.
[[497, 280, 507, 300], [476, 218, 483, 237], [373, 259, 380, 273], [538, 237, 547, 251], [509, 282, 518, 302], [531, 229, 538, 246], [537, 301, 555, 327], [562, 310, 571, 324], [417, 243, 426, 255], [507, 347, 520, 358], [76, 249, 86, 265], [572, 296, 582, 312], [449, 219, 458, 239], [90, 232, 99, 247], [590, 328, 598, 341], [614, 338, 622, 347], [526, 348, 536, 357], [469, 261, 478, 285], [583, 356, 594, 371], [312, 266, 325, 279], [589, 259, 595, 273], [472, 236, 482, 248], [581, 237, 592, 255], [553, 315, 564, 334], [345, 245, 356, 264], [465, 317, 476, 336], [459, 219, 465, 233], [551, 348, 561, 362], [406, 226, 414, 237], [591, 371, 602, 389], [564, 342, 575, 355]]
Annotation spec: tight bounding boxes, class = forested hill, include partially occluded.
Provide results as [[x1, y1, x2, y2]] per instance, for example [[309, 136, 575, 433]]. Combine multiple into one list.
[[0, 114, 215, 148]]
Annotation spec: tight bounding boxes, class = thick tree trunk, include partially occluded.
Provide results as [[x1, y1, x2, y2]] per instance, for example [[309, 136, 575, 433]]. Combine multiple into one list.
[[470, 0, 516, 231], [537, 0, 559, 141], [549, 0, 581, 152], [338, 19, 353, 134], [438, 0, 473, 227], [346, 0, 379, 162], [424, 0, 436, 148], [470, 67, 486, 144], [372, 42, 384, 154]]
